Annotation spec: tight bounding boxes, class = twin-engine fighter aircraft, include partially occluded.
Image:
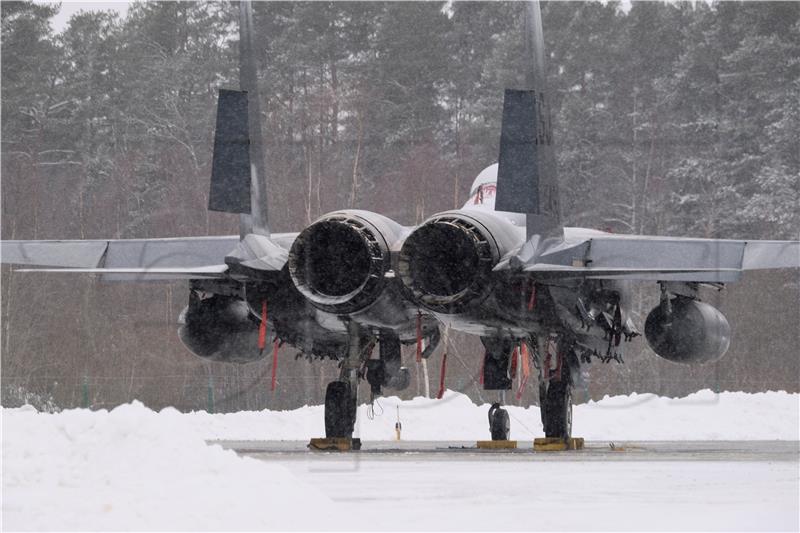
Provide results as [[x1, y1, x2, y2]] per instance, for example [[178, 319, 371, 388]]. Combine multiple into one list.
[[3, 1, 798, 441]]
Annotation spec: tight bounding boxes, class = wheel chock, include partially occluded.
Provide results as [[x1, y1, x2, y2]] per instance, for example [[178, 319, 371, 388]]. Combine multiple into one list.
[[308, 437, 362, 451], [476, 440, 518, 449], [533, 437, 584, 451]]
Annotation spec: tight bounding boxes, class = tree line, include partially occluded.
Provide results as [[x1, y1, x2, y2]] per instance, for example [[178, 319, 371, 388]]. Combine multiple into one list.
[[2, 1, 798, 411]]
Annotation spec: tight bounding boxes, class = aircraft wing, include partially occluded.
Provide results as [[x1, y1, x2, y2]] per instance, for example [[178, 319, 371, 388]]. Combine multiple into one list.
[[1, 236, 240, 281], [501, 232, 799, 282]]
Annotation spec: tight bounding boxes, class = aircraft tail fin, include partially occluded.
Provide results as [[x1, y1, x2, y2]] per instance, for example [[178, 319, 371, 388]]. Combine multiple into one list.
[[494, 0, 561, 238], [209, 89, 252, 216], [208, 1, 269, 238]]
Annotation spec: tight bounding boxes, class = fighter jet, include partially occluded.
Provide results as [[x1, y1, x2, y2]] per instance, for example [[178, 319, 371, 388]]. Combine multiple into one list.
[[2, 1, 797, 442]]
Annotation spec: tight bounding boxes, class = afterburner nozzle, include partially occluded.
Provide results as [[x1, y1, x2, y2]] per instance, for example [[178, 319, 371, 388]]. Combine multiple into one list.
[[288, 212, 392, 314], [398, 215, 498, 313]]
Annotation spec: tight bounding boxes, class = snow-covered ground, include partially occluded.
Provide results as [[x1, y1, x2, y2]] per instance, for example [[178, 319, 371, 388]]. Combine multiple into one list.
[[221, 388, 798, 442], [3, 390, 799, 531]]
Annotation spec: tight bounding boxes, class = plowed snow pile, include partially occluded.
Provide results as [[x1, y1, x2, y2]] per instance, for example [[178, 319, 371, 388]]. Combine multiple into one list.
[[193, 388, 798, 441], [2, 402, 344, 531], [2, 390, 798, 531]]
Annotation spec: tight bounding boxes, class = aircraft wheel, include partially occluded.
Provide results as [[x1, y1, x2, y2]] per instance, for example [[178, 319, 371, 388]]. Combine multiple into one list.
[[325, 381, 357, 438], [538, 381, 547, 426], [488, 403, 511, 441], [542, 379, 572, 439]]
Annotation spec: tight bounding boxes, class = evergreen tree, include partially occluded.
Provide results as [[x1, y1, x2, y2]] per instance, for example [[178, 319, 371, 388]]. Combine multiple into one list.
[[1, 1, 797, 409]]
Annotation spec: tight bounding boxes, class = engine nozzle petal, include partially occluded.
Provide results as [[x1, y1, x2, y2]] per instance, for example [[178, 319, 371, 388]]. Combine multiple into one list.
[[288, 212, 392, 314]]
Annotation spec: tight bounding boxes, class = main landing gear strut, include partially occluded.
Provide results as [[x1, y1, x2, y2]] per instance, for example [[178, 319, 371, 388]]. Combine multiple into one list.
[[314, 322, 366, 450], [538, 334, 574, 440], [319, 326, 412, 449], [480, 334, 578, 447], [318, 326, 579, 451], [481, 337, 514, 441]]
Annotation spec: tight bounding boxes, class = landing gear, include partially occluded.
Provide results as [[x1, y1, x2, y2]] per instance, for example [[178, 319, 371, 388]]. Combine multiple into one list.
[[481, 337, 514, 390], [481, 337, 515, 440], [320, 320, 368, 443], [538, 334, 575, 440], [365, 332, 410, 396], [488, 402, 510, 441], [381, 334, 410, 391], [324, 381, 357, 438], [541, 378, 572, 439]]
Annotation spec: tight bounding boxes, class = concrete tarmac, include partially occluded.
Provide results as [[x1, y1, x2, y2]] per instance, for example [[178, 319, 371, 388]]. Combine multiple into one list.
[[211, 440, 799, 530], [215, 439, 799, 462]]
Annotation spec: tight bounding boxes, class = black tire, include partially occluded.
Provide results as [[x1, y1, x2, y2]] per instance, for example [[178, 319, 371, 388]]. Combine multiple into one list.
[[538, 381, 548, 426], [488, 403, 511, 441], [325, 381, 357, 438], [542, 379, 572, 439]]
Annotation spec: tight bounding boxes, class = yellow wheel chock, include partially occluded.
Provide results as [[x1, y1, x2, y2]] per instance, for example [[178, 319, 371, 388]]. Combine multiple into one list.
[[308, 437, 362, 451], [533, 437, 584, 451]]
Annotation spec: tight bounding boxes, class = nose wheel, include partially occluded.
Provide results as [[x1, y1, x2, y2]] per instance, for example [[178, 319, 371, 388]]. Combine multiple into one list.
[[481, 337, 515, 442], [488, 402, 510, 441]]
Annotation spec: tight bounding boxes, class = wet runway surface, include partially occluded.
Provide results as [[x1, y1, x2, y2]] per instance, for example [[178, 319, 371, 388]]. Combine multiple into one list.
[[215, 439, 799, 462]]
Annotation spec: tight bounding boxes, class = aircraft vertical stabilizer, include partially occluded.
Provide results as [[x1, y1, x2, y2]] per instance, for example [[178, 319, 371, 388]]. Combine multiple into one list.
[[237, 0, 269, 237], [495, 0, 561, 238], [209, 89, 252, 215], [209, 1, 270, 238]]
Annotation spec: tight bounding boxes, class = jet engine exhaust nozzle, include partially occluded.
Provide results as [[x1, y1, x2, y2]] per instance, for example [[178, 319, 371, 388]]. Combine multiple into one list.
[[398, 216, 497, 313], [288, 214, 391, 314]]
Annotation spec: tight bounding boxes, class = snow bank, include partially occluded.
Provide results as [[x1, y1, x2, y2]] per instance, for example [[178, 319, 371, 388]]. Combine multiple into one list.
[[2, 390, 797, 530], [352, 389, 800, 441], [1, 402, 346, 531], [573, 389, 800, 441], [151, 388, 798, 442]]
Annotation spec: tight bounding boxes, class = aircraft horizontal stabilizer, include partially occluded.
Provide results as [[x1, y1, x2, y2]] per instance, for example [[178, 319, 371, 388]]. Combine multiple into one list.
[[498, 232, 799, 282], [1, 240, 108, 268], [1, 236, 240, 280], [14, 266, 227, 280], [520, 265, 745, 282], [741, 240, 800, 270]]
